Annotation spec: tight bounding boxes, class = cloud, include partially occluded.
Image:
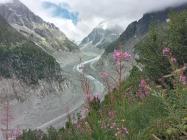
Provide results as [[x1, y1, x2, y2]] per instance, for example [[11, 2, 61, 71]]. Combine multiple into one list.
[[19, 0, 187, 42], [42, 1, 79, 25], [0, 0, 12, 3]]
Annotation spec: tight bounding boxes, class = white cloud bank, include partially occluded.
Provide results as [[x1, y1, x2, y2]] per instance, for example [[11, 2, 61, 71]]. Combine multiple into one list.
[[3, 0, 187, 41], [0, 0, 12, 3]]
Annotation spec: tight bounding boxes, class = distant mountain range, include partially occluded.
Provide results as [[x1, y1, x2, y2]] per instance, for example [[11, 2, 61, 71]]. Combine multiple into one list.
[[80, 21, 123, 49], [0, 0, 78, 53]]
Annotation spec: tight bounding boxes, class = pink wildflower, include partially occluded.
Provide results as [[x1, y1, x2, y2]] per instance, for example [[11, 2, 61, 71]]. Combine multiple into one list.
[[179, 74, 187, 85], [140, 79, 146, 87], [9, 128, 22, 139], [123, 52, 131, 61], [122, 127, 129, 135], [76, 123, 81, 129], [136, 79, 149, 99], [162, 47, 171, 56], [80, 107, 89, 118], [108, 111, 116, 119], [113, 50, 123, 61], [113, 50, 131, 63], [94, 92, 101, 100], [85, 93, 94, 102], [110, 122, 116, 129], [171, 57, 177, 64], [99, 71, 109, 79]]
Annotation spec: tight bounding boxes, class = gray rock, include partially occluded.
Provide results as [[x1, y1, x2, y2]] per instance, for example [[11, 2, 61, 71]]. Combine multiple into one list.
[[80, 21, 123, 49], [0, 0, 78, 53]]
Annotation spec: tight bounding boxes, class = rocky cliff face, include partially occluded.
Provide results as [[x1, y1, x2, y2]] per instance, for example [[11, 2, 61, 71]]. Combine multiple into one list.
[[0, 0, 78, 54], [0, 77, 70, 103], [80, 22, 123, 49]]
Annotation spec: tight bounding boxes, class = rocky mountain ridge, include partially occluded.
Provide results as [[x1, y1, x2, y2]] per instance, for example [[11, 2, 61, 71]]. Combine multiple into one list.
[[0, 0, 78, 54], [105, 2, 187, 54], [0, 14, 70, 103], [80, 21, 123, 49]]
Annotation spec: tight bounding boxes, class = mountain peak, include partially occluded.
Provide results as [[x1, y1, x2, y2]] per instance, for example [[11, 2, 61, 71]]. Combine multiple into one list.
[[97, 21, 122, 31], [4, 0, 22, 5], [97, 21, 111, 30], [12, 0, 20, 3], [0, 0, 78, 52], [80, 21, 123, 48]]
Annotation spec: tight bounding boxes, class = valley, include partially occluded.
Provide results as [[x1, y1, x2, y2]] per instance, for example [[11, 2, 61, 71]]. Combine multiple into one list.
[[0, 0, 186, 139], [10, 47, 105, 130]]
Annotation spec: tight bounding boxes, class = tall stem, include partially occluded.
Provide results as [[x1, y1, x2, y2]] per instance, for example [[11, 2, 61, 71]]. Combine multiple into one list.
[[118, 60, 122, 90], [6, 100, 9, 140]]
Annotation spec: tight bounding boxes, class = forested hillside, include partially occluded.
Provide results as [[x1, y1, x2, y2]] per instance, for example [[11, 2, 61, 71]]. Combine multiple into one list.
[[0, 15, 62, 85]]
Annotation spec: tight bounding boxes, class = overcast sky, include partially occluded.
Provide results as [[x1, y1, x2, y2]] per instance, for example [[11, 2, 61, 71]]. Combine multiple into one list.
[[1, 0, 187, 42]]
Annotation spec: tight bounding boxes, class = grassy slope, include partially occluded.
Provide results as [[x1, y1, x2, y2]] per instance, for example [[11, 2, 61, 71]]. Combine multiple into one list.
[[19, 67, 187, 140]]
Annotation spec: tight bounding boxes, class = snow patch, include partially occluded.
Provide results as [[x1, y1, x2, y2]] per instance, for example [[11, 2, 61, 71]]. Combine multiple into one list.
[[166, 18, 170, 23], [97, 20, 122, 31]]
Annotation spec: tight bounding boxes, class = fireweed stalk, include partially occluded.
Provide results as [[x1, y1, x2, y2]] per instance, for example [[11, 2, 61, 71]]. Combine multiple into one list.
[[1, 96, 13, 140], [0, 96, 21, 140], [136, 79, 149, 99], [163, 47, 178, 71], [99, 49, 131, 105], [101, 110, 129, 139], [79, 59, 101, 115], [81, 73, 93, 103], [179, 69, 187, 85], [162, 47, 187, 86], [99, 71, 114, 93], [113, 49, 131, 89], [99, 71, 118, 105], [78, 58, 93, 104], [100, 49, 131, 92]]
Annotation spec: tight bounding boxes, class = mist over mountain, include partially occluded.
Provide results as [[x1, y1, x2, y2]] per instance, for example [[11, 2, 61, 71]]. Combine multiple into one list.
[[104, 2, 187, 54], [80, 21, 123, 49]]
